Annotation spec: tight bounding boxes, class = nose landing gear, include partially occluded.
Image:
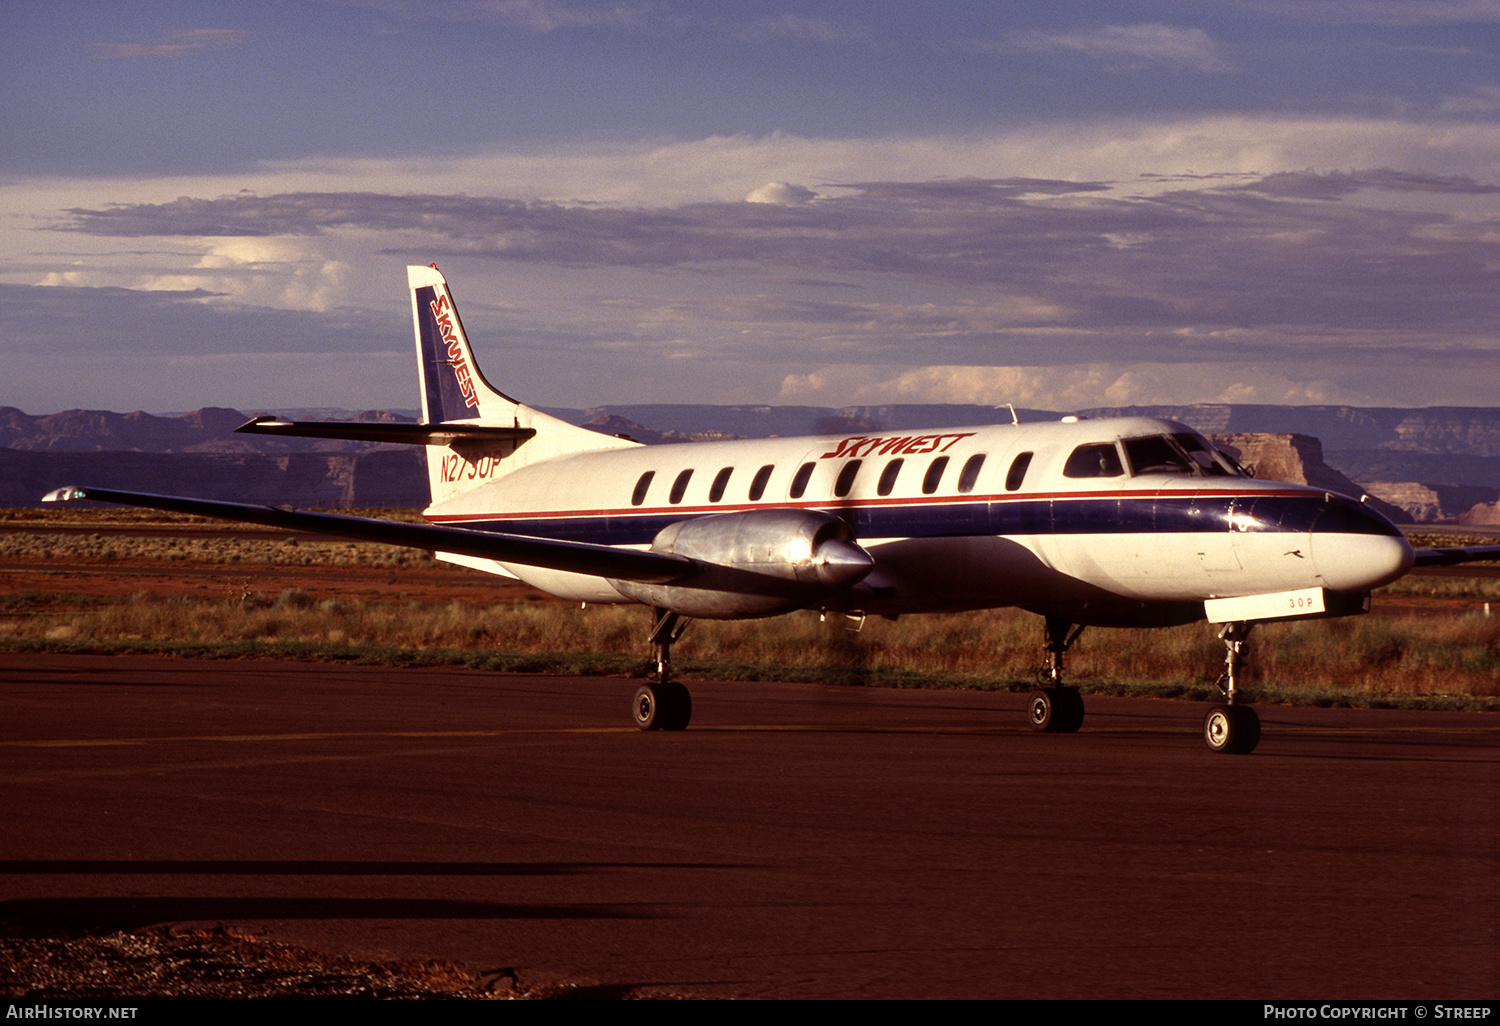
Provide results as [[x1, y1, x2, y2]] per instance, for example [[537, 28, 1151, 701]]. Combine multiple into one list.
[[1028, 616, 1086, 734], [1204, 622, 1260, 754]]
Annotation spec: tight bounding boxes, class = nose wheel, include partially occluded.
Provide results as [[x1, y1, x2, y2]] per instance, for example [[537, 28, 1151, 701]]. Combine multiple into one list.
[[1205, 621, 1260, 754], [1203, 704, 1260, 754]]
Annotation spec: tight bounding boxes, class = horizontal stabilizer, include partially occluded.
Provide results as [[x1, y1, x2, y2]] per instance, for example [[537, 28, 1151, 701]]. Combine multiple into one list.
[[236, 416, 536, 447], [41, 485, 691, 584]]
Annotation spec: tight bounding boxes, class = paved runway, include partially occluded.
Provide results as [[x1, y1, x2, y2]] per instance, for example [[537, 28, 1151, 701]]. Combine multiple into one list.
[[2, 653, 1496, 999]]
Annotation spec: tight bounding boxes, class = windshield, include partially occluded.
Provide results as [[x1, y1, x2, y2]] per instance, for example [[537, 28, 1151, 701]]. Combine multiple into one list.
[[1123, 435, 1194, 476], [1171, 432, 1250, 477]]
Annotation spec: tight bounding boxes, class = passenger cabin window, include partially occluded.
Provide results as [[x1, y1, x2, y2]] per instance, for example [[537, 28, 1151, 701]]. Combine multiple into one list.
[[922, 456, 949, 495], [1123, 436, 1192, 476], [1063, 443, 1124, 479], [749, 464, 774, 501], [669, 469, 693, 504], [877, 458, 903, 496], [631, 471, 654, 506], [834, 460, 862, 498], [1005, 452, 1033, 492], [709, 467, 733, 502], [957, 453, 986, 493], [789, 462, 815, 499]]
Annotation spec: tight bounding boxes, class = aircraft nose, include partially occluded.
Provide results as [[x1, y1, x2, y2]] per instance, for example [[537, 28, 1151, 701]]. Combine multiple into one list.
[[1310, 510, 1414, 592]]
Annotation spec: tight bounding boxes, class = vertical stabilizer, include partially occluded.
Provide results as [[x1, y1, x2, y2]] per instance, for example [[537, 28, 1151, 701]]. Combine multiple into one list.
[[408, 264, 636, 505]]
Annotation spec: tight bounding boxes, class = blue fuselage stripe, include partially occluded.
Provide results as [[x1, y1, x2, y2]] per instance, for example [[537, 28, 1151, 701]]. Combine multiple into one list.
[[429, 492, 1400, 546]]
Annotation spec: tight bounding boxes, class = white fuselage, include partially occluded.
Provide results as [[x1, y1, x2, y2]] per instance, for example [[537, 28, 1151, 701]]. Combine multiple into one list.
[[423, 416, 1413, 627]]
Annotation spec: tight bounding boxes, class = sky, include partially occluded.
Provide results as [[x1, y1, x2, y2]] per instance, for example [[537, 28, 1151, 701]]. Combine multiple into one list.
[[4, 1, 1500, 416]]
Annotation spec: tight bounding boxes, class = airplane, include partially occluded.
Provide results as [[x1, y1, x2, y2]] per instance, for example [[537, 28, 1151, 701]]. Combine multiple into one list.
[[44, 264, 1500, 754]]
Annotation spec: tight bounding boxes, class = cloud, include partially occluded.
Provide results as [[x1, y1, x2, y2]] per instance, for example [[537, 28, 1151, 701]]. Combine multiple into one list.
[[745, 182, 818, 205], [1441, 85, 1500, 114], [1004, 23, 1233, 73], [476, 0, 656, 32], [17, 119, 1500, 408], [778, 362, 1376, 409], [95, 29, 251, 59], [1239, 1, 1500, 27], [54, 162, 1500, 348], [732, 14, 870, 45], [1232, 168, 1500, 200]]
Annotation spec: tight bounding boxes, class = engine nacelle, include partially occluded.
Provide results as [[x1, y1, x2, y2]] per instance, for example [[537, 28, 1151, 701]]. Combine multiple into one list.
[[609, 508, 875, 619]]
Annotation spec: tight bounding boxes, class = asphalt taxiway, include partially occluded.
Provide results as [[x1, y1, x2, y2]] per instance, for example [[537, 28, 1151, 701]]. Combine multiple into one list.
[[2, 654, 1496, 999]]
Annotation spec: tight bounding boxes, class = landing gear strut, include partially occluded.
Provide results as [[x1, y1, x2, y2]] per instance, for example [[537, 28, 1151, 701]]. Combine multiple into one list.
[[1203, 621, 1260, 754], [632, 607, 692, 731], [1028, 616, 1085, 733]]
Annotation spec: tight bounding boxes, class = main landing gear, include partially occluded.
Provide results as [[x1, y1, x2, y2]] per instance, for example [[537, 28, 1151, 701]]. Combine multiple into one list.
[[1029, 616, 1085, 733], [1203, 621, 1260, 755], [632, 607, 693, 731]]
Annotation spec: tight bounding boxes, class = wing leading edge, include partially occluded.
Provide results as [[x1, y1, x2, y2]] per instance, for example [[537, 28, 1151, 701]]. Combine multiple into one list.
[[41, 486, 692, 584]]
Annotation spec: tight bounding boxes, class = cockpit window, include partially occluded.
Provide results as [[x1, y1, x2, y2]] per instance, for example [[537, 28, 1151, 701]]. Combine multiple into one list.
[[1172, 433, 1250, 477], [1123, 436, 1193, 476], [1063, 443, 1124, 479]]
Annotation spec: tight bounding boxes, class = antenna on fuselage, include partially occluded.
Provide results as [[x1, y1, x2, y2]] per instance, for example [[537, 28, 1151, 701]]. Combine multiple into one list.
[[1006, 403, 1019, 425]]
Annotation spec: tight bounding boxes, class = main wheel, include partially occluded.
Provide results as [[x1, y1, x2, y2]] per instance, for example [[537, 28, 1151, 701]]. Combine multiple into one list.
[[632, 681, 692, 731], [1203, 704, 1260, 754]]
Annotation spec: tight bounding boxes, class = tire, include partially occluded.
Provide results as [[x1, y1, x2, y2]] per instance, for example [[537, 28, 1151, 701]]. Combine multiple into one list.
[[632, 681, 692, 732], [1203, 704, 1260, 754]]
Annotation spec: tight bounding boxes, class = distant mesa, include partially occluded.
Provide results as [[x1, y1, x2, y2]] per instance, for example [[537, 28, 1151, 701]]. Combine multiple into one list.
[[2, 403, 1498, 520]]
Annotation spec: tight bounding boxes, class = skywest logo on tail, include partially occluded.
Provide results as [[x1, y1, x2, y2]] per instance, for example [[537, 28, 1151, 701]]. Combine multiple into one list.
[[43, 263, 1500, 753], [428, 292, 479, 410]]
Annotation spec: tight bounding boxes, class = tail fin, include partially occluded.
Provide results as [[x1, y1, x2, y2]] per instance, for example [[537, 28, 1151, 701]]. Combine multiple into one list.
[[408, 264, 635, 506]]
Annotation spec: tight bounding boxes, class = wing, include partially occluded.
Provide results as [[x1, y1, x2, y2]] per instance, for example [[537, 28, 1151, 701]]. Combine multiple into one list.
[[41, 485, 692, 584], [1412, 544, 1500, 568]]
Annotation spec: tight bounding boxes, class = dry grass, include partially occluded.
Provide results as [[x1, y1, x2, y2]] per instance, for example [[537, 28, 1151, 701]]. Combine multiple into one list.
[[3, 508, 1497, 704], [5, 590, 1497, 701]]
